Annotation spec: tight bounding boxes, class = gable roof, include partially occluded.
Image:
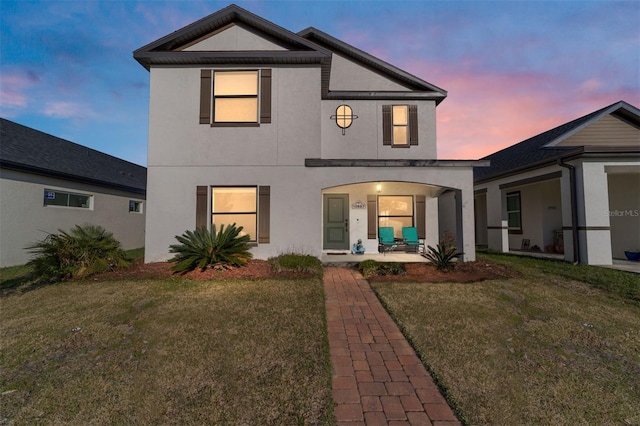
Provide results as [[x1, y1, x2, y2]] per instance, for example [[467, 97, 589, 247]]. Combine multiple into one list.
[[133, 4, 446, 103], [298, 27, 447, 104], [474, 100, 640, 184], [0, 118, 147, 195], [133, 4, 331, 70]]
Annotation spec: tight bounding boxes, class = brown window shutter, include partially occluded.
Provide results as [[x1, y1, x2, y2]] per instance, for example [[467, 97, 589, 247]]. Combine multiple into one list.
[[200, 70, 212, 124], [196, 186, 208, 228], [367, 195, 377, 239], [415, 195, 426, 239], [260, 69, 272, 124], [382, 105, 392, 145], [258, 186, 270, 243], [409, 105, 419, 145]]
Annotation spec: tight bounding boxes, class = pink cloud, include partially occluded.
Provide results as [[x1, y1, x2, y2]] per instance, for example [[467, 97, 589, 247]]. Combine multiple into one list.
[[0, 72, 39, 114], [43, 101, 97, 119], [404, 61, 638, 159]]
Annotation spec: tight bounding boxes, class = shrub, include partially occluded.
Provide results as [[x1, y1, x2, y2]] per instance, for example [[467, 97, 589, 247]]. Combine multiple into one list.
[[268, 253, 323, 277], [358, 260, 406, 279], [423, 243, 458, 271], [169, 224, 252, 273], [26, 224, 129, 282]]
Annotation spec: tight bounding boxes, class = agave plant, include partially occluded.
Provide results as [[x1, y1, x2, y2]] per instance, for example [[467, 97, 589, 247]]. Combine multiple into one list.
[[169, 224, 252, 272], [26, 224, 129, 282], [423, 243, 458, 271]]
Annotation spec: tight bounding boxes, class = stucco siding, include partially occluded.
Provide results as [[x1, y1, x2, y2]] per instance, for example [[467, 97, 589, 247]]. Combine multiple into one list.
[[182, 24, 288, 51], [556, 115, 640, 147], [144, 165, 475, 262], [329, 53, 412, 92], [506, 180, 562, 251], [148, 66, 321, 168], [0, 170, 145, 267], [607, 172, 640, 259], [321, 100, 437, 159]]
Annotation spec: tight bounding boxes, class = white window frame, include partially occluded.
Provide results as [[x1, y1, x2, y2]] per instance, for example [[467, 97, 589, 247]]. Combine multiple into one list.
[[43, 188, 92, 209]]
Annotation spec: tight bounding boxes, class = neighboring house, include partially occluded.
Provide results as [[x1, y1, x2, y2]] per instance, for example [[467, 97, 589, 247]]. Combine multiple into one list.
[[474, 101, 640, 265], [0, 118, 147, 267], [134, 4, 485, 263]]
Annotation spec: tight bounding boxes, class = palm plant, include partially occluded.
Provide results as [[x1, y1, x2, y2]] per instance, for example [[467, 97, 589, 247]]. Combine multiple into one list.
[[169, 224, 252, 272], [423, 243, 458, 271], [26, 224, 129, 282]]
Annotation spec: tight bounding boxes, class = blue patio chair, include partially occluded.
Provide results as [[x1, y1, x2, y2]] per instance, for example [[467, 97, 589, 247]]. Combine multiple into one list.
[[378, 227, 397, 255], [402, 227, 425, 254]]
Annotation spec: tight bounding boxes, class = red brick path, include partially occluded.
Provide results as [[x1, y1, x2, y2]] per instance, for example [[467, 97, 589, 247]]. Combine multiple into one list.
[[324, 267, 461, 426]]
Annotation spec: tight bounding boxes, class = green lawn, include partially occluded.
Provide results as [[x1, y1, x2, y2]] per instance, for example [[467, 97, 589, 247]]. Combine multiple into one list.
[[1, 273, 333, 424], [372, 253, 640, 425]]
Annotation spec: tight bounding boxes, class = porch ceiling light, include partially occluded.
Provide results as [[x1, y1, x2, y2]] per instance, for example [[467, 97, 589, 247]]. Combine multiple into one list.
[[376, 183, 382, 193], [331, 104, 358, 135]]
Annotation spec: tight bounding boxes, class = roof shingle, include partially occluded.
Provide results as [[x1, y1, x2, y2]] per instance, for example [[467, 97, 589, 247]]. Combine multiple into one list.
[[0, 118, 146, 194]]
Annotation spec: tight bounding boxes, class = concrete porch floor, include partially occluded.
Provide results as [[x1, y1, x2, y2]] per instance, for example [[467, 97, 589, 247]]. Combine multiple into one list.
[[322, 251, 429, 265]]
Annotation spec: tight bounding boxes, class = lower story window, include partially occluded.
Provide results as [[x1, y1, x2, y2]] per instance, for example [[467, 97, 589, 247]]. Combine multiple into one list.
[[378, 195, 414, 238], [211, 187, 257, 241], [44, 189, 91, 208], [506, 191, 522, 233]]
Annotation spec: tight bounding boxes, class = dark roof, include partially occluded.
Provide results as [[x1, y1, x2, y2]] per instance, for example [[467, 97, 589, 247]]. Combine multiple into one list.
[[0, 118, 146, 195], [298, 27, 447, 104], [474, 101, 640, 183], [133, 4, 446, 103], [133, 4, 331, 70]]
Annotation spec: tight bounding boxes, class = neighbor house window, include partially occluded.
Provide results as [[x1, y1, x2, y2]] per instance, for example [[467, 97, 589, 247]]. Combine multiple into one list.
[[129, 200, 143, 213], [200, 69, 272, 126], [382, 105, 418, 146], [44, 189, 91, 208], [211, 187, 257, 241], [506, 191, 522, 233], [378, 195, 414, 238]]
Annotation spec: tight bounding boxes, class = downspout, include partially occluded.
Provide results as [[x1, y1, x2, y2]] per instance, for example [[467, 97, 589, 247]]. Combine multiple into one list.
[[558, 159, 579, 264]]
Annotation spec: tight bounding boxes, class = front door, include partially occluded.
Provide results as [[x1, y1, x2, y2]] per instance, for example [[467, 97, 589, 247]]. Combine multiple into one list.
[[323, 194, 349, 250]]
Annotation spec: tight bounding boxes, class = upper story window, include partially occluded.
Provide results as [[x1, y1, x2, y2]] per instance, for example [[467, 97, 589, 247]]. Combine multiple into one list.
[[200, 69, 271, 127], [383, 104, 418, 147], [44, 189, 91, 209], [214, 71, 258, 123], [392, 105, 408, 145]]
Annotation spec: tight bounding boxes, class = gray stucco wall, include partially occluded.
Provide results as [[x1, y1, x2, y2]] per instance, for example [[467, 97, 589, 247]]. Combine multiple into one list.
[[0, 169, 145, 267]]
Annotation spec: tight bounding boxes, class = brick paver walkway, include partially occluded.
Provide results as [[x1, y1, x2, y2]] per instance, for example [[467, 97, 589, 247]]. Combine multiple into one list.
[[324, 267, 461, 425]]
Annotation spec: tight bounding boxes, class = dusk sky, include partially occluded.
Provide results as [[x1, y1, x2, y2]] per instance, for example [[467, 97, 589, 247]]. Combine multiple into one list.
[[1, 1, 638, 166]]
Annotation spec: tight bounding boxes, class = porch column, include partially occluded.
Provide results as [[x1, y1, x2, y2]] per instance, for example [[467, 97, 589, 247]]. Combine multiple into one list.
[[425, 197, 439, 248], [457, 188, 476, 261], [576, 162, 612, 265], [559, 167, 576, 263], [485, 186, 508, 253]]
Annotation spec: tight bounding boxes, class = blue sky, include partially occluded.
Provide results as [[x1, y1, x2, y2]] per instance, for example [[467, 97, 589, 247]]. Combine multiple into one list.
[[1, 0, 638, 165]]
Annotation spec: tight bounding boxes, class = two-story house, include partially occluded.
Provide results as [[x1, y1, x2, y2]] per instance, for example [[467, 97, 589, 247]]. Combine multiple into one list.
[[134, 4, 484, 263]]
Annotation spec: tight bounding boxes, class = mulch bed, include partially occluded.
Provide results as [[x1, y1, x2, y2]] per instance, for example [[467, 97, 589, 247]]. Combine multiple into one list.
[[94, 259, 517, 284], [367, 261, 518, 283], [93, 259, 276, 281]]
